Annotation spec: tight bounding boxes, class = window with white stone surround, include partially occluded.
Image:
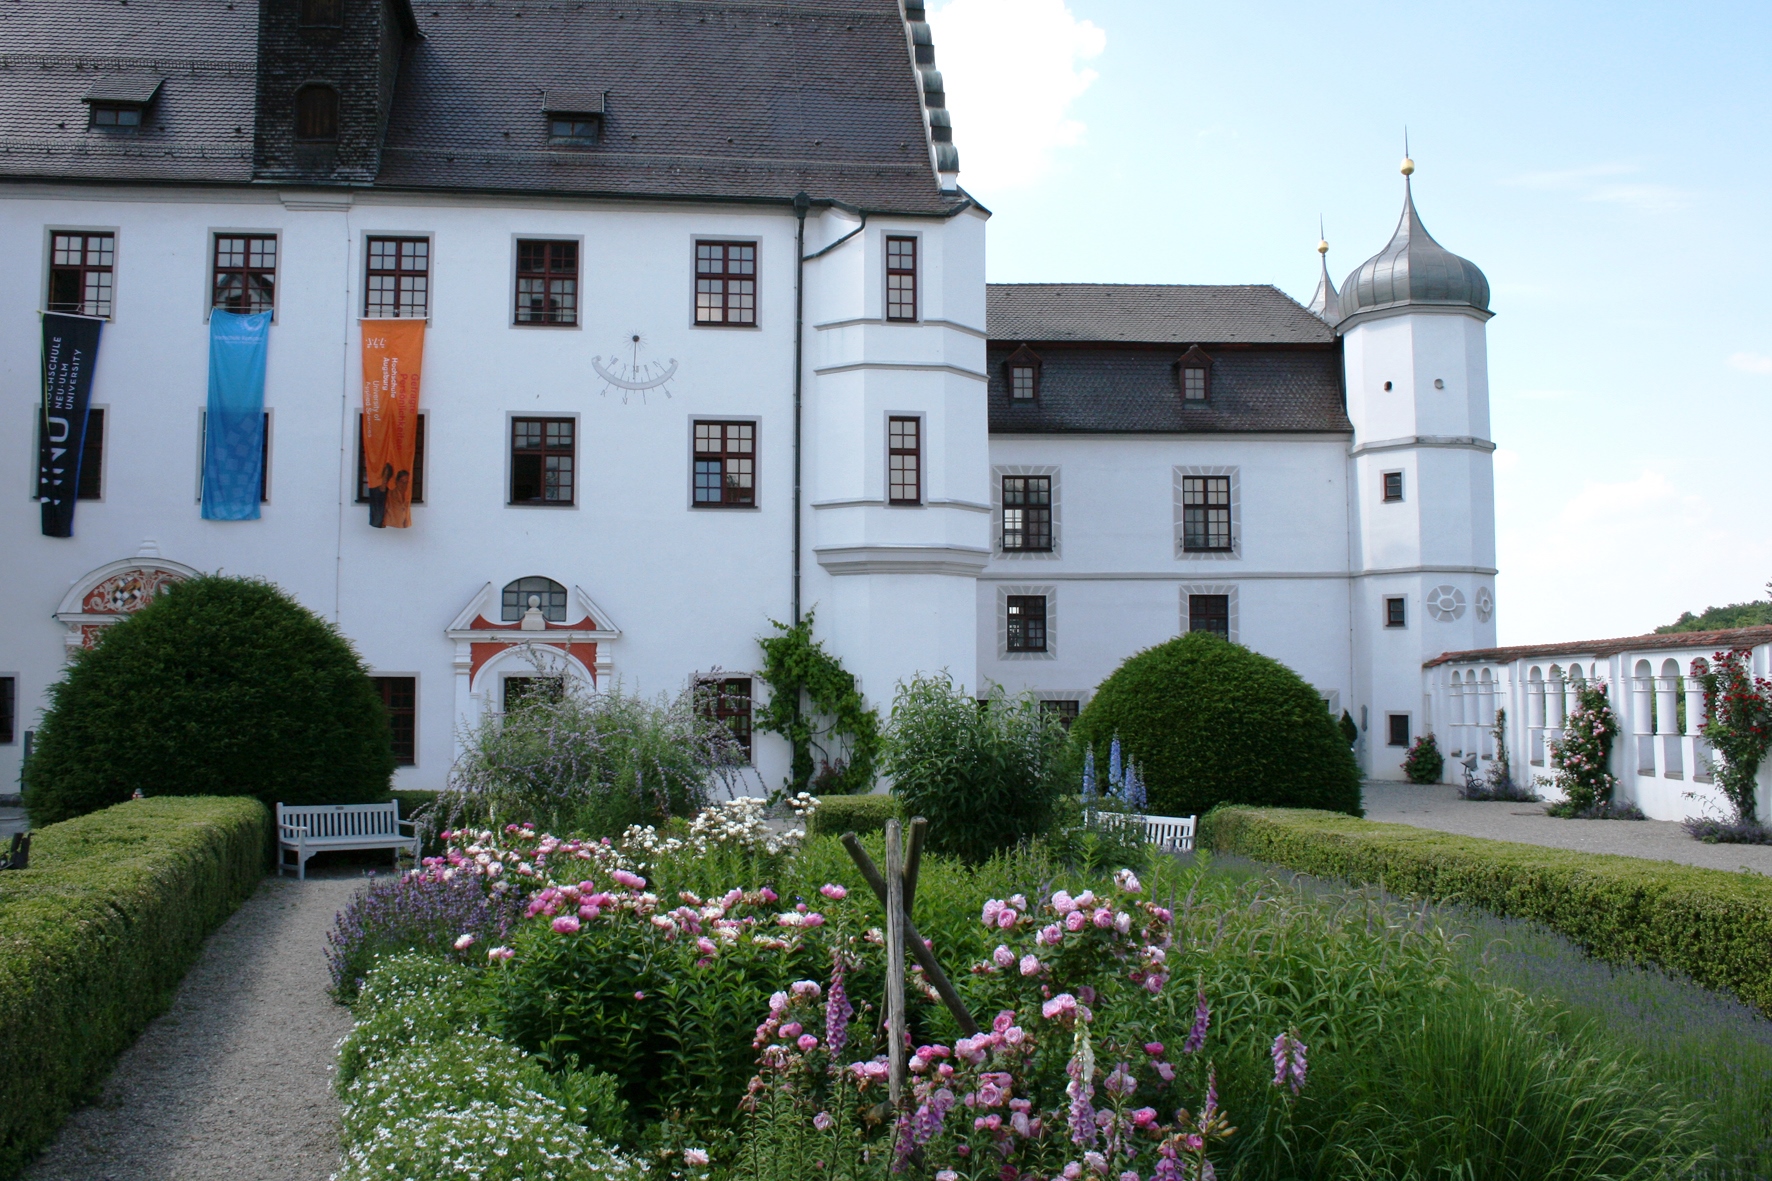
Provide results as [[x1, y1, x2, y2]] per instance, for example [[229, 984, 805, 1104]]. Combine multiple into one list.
[[992, 464, 1061, 558], [1174, 465, 1240, 560], [997, 584, 1057, 660], [1180, 584, 1239, 643]]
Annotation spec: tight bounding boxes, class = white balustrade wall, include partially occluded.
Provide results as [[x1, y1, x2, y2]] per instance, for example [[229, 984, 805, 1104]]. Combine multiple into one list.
[[1423, 638, 1772, 821]]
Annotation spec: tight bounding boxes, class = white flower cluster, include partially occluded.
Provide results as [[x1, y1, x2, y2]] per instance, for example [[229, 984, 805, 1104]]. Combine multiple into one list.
[[620, 795, 817, 868]]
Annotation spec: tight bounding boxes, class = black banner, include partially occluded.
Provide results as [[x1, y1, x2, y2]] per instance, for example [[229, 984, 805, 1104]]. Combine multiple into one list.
[[38, 313, 103, 538]]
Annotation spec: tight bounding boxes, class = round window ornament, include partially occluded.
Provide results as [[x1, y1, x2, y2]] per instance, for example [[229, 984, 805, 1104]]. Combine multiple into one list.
[[1426, 584, 1467, 622], [1475, 586, 1494, 623]]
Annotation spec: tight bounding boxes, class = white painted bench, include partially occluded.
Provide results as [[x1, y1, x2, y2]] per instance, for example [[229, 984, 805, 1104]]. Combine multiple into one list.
[[276, 802, 419, 880], [1086, 810, 1198, 852]]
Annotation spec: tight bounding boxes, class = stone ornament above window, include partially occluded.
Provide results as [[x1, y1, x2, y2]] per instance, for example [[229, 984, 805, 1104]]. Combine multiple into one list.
[[1475, 586, 1495, 623], [1426, 585, 1467, 622]]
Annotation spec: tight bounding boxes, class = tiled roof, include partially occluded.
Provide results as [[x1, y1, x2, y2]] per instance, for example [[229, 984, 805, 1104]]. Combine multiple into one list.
[[0, 0, 960, 214], [1424, 626, 1772, 668], [987, 343, 1349, 435], [988, 284, 1336, 346]]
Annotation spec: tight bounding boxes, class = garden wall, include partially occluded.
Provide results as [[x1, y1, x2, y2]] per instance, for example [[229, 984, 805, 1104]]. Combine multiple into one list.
[[1201, 806, 1772, 1014], [0, 796, 267, 1177]]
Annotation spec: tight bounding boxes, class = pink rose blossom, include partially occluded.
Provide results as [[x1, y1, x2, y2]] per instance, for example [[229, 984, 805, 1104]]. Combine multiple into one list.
[[1065, 911, 1087, 932], [993, 945, 1016, 968], [820, 883, 848, 900], [797, 1034, 819, 1052], [1019, 954, 1042, 977], [610, 869, 647, 890], [997, 908, 1019, 929], [780, 1022, 804, 1039], [551, 915, 581, 934]]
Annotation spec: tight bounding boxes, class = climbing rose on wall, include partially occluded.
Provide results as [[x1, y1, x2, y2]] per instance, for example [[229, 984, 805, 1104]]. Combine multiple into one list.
[[1696, 649, 1772, 824], [1546, 683, 1620, 815]]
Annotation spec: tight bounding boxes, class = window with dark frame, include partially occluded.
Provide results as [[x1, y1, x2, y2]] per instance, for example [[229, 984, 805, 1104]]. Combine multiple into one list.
[[1001, 475, 1052, 552], [694, 241, 756, 325], [1039, 699, 1080, 729], [1181, 475, 1232, 552], [1382, 471, 1404, 502], [365, 237, 429, 318], [1387, 714, 1411, 747], [548, 116, 599, 144], [294, 85, 339, 141], [886, 236, 918, 321], [1181, 367, 1207, 400], [514, 239, 578, 326], [0, 677, 15, 744], [1188, 593, 1230, 638], [703, 677, 754, 762], [1009, 364, 1038, 400], [888, 416, 922, 505], [48, 232, 115, 318], [372, 676, 417, 765], [90, 104, 143, 129], [212, 235, 277, 315], [199, 410, 270, 503], [1006, 595, 1048, 653], [77, 408, 104, 500], [693, 421, 755, 507], [501, 576, 568, 622], [503, 676, 563, 712], [355, 412, 425, 505], [299, 0, 343, 26], [510, 417, 575, 505], [1385, 596, 1407, 628]]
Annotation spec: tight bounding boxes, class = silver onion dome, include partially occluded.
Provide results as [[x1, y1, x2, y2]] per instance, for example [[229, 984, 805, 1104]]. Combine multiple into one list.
[[1339, 165, 1489, 320]]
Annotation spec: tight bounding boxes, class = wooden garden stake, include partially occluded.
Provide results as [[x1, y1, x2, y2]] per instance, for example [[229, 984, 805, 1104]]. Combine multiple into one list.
[[883, 819, 908, 1107]]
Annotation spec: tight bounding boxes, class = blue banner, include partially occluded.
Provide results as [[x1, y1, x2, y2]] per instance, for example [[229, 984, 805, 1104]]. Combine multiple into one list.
[[201, 310, 271, 521]]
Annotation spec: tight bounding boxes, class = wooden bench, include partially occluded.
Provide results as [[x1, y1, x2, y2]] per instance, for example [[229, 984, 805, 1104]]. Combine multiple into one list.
[[1086, 810, 1198, 852], [276, 802, 419, 880]]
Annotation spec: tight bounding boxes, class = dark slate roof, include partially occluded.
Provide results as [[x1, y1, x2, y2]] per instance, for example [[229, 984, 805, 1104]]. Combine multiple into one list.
[[987, 343, 1349, 435], [0, 0, 959, 214], [987, 284, 1336, 346], [1424, 626, 1772, 669]]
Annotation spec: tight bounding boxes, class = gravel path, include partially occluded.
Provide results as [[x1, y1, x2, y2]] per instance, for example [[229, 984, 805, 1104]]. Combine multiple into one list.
[[23, 872, 364, 1181], [1362, 781, 1772, 875]]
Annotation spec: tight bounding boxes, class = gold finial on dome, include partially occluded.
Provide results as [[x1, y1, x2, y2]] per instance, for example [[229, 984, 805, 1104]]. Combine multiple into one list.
[[1401, 156, 1415, 176], [1317, 238, 1329, 255]]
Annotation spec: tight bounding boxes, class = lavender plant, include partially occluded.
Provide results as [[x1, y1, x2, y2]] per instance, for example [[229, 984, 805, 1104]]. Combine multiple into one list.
[[326, 869, 522, 999]]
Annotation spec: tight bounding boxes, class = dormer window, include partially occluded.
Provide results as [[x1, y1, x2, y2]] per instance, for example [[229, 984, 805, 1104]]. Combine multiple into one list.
[[299, 0, 343, 27], [82, 77, 162, 132], [90, 104, 143, 129], [1176, 345, 1213, 403], [295, 85, 339, 142], [544, 90, 604, 145], [1003, 344, 1042, 401]]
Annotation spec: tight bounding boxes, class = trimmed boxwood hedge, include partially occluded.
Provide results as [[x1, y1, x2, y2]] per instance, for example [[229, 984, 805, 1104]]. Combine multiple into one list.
[[0, 796, 267, 1177], [806, 793, 902, 838], [1200, 805, 1772, 1015], [1072, 631, 1363, 818]]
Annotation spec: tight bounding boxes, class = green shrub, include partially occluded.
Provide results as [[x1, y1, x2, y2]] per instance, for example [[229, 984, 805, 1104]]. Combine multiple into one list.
[[882, 675, 1071, 862], [805, 793, 900, 837], [1072, 631, 1362, 818], [1200, 805, 1772, 1015], [23, 576, 392, 823], [0, 796, 266, 1175], [1402, 732, 1444, 783]]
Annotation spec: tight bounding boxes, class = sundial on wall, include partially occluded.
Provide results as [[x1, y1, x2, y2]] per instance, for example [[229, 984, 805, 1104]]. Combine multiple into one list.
[[591, 333, 678, 403]]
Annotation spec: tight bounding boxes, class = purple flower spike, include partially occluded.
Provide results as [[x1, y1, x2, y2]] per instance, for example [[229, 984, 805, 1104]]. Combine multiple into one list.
[[1270, 1029, 1307, 1095], [1183, 991, 1210, 1054]]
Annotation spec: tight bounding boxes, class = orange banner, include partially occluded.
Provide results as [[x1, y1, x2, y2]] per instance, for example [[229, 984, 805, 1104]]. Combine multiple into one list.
[[361, 319, 425, 529]]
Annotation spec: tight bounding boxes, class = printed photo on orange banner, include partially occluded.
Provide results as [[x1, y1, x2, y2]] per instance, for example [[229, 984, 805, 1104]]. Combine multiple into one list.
[[360, 319, 425, 529]]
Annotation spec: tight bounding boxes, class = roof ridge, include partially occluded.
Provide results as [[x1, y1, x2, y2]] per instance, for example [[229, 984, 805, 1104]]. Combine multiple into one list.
[[1426, 624, 1772, 667]]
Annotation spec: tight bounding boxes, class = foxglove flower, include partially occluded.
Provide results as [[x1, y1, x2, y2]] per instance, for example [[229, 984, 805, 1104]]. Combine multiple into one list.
[[1183, 991, 1210, 1054]]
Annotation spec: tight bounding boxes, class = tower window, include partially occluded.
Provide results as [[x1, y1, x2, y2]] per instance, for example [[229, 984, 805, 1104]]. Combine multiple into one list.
[[1382, 471, 1404, 502], [886, 236, 918, 321], [1006, 595, 1047, 653], [888, 416, 921, 505], [1385, 596, 1407, 628], [294, 85, 339, 142]]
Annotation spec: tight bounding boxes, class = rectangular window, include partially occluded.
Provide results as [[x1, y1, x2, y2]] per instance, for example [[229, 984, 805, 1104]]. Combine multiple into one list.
[[1388, 713, 1411, 747], [514, 239, 579, 326], [1009, 365, 1037, 400], [692, 420, 756, 507], [1188, 593, 1230, 638], [888, 416, 921, 505], [0, 677, 14, 744], [212, 234, 277, 315], [1181, 475, 1232, 552], [1001, 475, 1052, 552], [90, 104, 143, 129], [372, 676, 417, 766], [300, 0, 343, 25], [704, 677, 754, 762], [365, 236, 430, 318], [77, 408, 105, 500], [1385, 596, 1407, 628], [1382, 471, 1404, 502], [198, 411, 271, 503], [886, 236, 918, 321], [1007, 595, 1048, 653], [1040, 699, 1080, 730], [549, 117, 599, 144], [1182, 367, 1207, 400], [355, 412, 426, 504], [48, 232, 115, 318], [510, 416, 575, 505], [694, 240, 757, 326]]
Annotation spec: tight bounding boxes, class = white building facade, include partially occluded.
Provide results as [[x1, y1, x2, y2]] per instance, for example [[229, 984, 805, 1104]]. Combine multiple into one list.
[[1, 0, 1502, 793]]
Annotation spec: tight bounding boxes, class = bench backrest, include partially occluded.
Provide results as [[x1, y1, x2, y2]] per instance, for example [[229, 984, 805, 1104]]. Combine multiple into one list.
[[277, 802, 402, 839], [1083, 809, 1197, 849]]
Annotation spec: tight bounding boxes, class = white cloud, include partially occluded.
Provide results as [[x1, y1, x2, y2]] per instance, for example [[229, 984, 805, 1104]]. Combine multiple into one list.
[[927, 0, 1106, 192], [1499, 162, 1686, 213], [1729, 351, 1772, 374]]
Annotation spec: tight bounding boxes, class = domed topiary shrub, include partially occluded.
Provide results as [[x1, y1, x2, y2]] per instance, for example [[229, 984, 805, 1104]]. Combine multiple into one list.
[[1071, 631, 1362, 818], [25, 575, 393, 824]]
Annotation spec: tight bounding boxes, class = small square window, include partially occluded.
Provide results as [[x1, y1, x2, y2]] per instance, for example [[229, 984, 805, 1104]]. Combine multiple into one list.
[[1040, 699, 1080, 729], [510, 416, 575, 505], [692, 420, 756, 507], [1385, 596, 1407, 628], [1382, 471, 1404, 502], [1387, 713, 1411, 747], [515, 239, 578, 326], [1188, 593, 1230, 637], [372, 676, 417, 765], [1007, 595, 1047, 653]]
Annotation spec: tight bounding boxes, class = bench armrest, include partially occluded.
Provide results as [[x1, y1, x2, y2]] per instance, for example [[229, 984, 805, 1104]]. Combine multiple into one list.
[[278, 822, 311, 839], [397, 818, 419, 833]]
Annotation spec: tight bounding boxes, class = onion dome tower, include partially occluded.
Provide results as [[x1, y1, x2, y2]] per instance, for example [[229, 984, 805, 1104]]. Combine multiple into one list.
[[1308, 229, 1339, 322], [1339, 153, 1497, 780]]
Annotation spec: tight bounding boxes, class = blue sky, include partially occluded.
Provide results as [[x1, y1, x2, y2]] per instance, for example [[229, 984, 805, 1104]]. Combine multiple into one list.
[[929, 0, 1772, 645]]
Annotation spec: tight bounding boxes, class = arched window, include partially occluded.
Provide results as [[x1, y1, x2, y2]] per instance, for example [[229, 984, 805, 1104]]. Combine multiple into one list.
[[294, 85, 339, 142], [501, 576, 567, 622]]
